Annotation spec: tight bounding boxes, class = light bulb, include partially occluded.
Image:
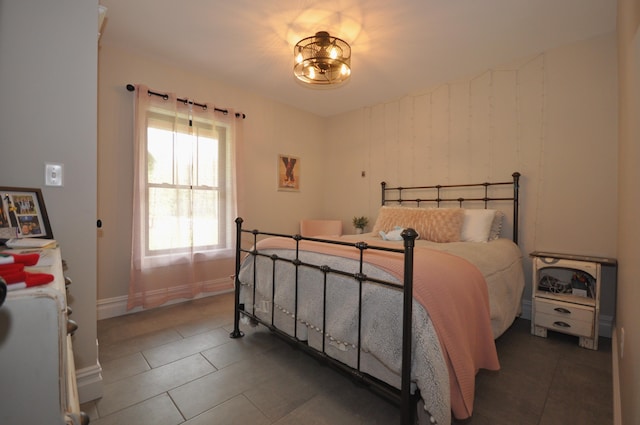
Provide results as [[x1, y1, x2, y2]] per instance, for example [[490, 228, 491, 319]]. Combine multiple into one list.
[[308, 66, 316, 79], [329, 47, 338, 60]]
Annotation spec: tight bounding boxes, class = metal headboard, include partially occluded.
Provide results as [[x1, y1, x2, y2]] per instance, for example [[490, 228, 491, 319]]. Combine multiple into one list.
[[381, 172, 521, 244]]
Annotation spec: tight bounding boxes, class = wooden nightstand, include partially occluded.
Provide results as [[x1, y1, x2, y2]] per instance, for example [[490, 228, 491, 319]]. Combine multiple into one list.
[[530, 251, 617, 350]]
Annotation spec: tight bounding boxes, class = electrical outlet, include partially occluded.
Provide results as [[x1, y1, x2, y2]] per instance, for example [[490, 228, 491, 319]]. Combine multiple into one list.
[[620, 327, 625, 358]]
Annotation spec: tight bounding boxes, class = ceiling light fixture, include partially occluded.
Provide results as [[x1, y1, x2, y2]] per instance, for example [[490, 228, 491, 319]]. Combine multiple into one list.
[[293, 31, 351, 86]]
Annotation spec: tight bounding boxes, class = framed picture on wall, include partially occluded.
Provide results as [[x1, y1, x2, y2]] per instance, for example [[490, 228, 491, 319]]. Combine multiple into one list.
[[277, 154, 300, 191], [0, 187, 54, 239]]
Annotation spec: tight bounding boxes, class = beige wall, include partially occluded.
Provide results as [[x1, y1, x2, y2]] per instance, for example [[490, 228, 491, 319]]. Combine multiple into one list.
[[99, 34, 619, 313], [0, 0, 99, 400], [324, 33, 618, 303], [616, 0, 640, 424], [97, 45, 327, 303]]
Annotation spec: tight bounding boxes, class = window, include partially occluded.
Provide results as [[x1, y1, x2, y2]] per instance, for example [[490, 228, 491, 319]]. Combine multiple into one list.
[[129, 84, 241, 310], [144, 111, 230, 255]]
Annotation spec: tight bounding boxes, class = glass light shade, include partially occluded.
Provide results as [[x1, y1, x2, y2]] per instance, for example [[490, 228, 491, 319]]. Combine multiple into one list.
[[293, 31, 351, 86]]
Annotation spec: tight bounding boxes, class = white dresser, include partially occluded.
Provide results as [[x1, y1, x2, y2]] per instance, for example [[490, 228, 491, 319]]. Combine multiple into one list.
[[0, 247, 88, 425]]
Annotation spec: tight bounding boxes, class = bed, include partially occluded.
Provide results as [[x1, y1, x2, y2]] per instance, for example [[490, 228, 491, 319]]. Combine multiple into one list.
[[230, 172, 525, 425]]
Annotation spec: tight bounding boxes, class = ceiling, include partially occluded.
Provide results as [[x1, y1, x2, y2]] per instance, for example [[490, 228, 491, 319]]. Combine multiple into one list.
[[98, 0, 616, 117]]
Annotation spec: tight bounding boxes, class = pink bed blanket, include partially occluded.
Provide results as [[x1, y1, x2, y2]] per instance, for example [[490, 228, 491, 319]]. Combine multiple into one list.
[[255, 237, 499, 420]]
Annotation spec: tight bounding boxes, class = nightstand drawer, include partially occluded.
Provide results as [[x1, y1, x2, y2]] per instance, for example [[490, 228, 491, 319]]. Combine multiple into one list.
[[534, 298, 594, 322], [534, 299, 594, 337]]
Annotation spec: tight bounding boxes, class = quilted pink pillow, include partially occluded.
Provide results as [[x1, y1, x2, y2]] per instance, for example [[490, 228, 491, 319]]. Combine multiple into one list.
[[371, 206, 430, 238], [424, 208, 465, 242]]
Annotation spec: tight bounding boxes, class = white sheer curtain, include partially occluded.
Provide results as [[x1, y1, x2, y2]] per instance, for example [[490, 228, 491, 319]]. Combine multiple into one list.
[[128, 84, 242, 310]]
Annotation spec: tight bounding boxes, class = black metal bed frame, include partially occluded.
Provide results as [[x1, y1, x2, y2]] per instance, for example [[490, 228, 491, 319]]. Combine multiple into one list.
[[230, 172, 521, 425], [381, 172, 520, 244]]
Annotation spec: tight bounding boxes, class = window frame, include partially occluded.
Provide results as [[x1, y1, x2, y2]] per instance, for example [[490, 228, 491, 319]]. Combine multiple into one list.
[[143, 110, 230, 257]]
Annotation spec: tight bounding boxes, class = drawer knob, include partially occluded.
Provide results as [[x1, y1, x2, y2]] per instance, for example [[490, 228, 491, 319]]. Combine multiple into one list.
[[80, 411, 90, 425], [67, 319, 79, 335], [553, 321, 571, 328], [65, 411, 90, 425], [554, 307, 571, 314]]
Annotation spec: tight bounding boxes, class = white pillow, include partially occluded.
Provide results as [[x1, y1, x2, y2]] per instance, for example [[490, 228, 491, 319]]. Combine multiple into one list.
[[488, 210, 505, 240], [461, 209, 496, 242]]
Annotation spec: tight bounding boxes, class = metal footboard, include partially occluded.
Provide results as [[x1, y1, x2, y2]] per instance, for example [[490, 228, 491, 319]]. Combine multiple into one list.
[[230, 217, 419, 425]]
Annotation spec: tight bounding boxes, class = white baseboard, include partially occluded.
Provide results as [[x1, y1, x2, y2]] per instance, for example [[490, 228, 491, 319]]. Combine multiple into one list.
[[520, 299, 614, 338], [612, 326, 621, 425], [97, 294, 135, 320], [97, 281, 233, 320], [76, 362, 103, 403]]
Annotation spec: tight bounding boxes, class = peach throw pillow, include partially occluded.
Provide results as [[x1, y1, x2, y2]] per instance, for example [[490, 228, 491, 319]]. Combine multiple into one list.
[[371, 206, 430, 238], [424, 208, 465, 243]]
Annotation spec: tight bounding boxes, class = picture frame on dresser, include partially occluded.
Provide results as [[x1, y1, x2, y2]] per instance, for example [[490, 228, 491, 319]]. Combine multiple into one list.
[[0, 186, 54, 239]]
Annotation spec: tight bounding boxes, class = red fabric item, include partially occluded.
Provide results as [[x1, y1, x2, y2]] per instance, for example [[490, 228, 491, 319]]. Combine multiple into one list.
[[0, 252, 40, 266], [0, 263, 25, 274], [2, 272, 26, 284], [1, 271, 53, 287], [25, 272, 54, 286]]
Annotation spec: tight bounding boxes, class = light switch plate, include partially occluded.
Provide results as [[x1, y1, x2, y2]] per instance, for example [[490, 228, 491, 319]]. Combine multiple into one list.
[[45, 163, 63, 187]]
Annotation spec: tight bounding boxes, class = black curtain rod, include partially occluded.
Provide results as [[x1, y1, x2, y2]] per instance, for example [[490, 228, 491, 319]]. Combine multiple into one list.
[[126, 84, 246, 119]]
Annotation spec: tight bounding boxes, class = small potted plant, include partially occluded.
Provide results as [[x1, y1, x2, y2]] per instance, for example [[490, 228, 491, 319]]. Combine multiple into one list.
[[352, 216, 369, 234]]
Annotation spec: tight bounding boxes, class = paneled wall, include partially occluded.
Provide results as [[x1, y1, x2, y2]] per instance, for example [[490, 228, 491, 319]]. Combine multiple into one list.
[[325, 33, 618, 304], [327, 56, 546, 248]]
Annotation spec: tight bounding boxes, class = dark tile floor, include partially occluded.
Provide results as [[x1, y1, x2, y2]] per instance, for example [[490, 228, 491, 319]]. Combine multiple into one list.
[[81, 293, 612, 424]]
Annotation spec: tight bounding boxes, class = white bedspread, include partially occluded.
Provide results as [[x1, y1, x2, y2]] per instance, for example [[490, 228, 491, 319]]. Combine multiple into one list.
[[237, 234, 524, 424], [364, 235, 526, 338]]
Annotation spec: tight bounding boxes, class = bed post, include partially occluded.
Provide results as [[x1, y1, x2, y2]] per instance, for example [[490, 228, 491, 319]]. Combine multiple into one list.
[[381, 181, 387, 205], [512, 172, 520, 245], [230, 217, 245, 339], [401, 227, 418, 425]]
